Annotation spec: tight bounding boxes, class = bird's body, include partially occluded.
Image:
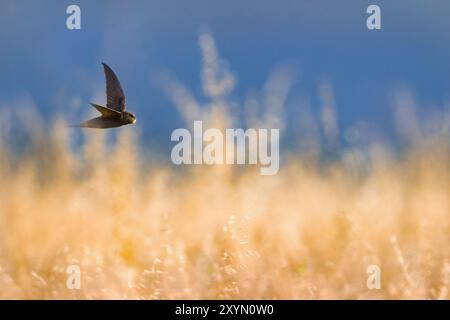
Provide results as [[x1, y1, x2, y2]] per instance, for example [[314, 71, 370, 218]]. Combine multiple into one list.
[[76, 115, 133, 129], [72, 63, 136, 129]]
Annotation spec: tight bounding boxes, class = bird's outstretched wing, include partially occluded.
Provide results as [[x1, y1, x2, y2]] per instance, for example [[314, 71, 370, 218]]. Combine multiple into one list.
[[102, 62, 126, 112], [90, 103, 121, 117], [74, 116, 124, 129]]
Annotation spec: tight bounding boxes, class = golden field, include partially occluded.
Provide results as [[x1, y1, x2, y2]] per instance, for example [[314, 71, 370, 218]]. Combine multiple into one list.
[[0, 118, 448, 299]]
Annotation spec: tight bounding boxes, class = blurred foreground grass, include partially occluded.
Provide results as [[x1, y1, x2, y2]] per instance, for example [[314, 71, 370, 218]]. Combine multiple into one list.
[[0, 120, 448, 299]]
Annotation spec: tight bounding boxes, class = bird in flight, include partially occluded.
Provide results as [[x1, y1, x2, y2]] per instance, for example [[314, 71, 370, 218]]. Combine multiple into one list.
[[72, 63, 136, 128]]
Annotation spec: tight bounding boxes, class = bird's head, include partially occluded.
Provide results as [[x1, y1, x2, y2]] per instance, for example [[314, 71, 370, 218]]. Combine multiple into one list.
[[123, 112, 137, 124]]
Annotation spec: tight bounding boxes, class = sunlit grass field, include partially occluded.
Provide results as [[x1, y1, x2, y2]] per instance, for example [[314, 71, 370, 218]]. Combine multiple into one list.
[[0, 122, 448, 299], [0, 33, 448, 299]]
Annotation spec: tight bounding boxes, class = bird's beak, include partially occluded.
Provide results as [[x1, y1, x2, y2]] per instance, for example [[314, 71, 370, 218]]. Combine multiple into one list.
[[132, 118, 137, 124]]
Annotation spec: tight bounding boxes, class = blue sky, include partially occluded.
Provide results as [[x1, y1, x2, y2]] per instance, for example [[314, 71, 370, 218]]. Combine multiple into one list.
[[1, 0, 449, 153]]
